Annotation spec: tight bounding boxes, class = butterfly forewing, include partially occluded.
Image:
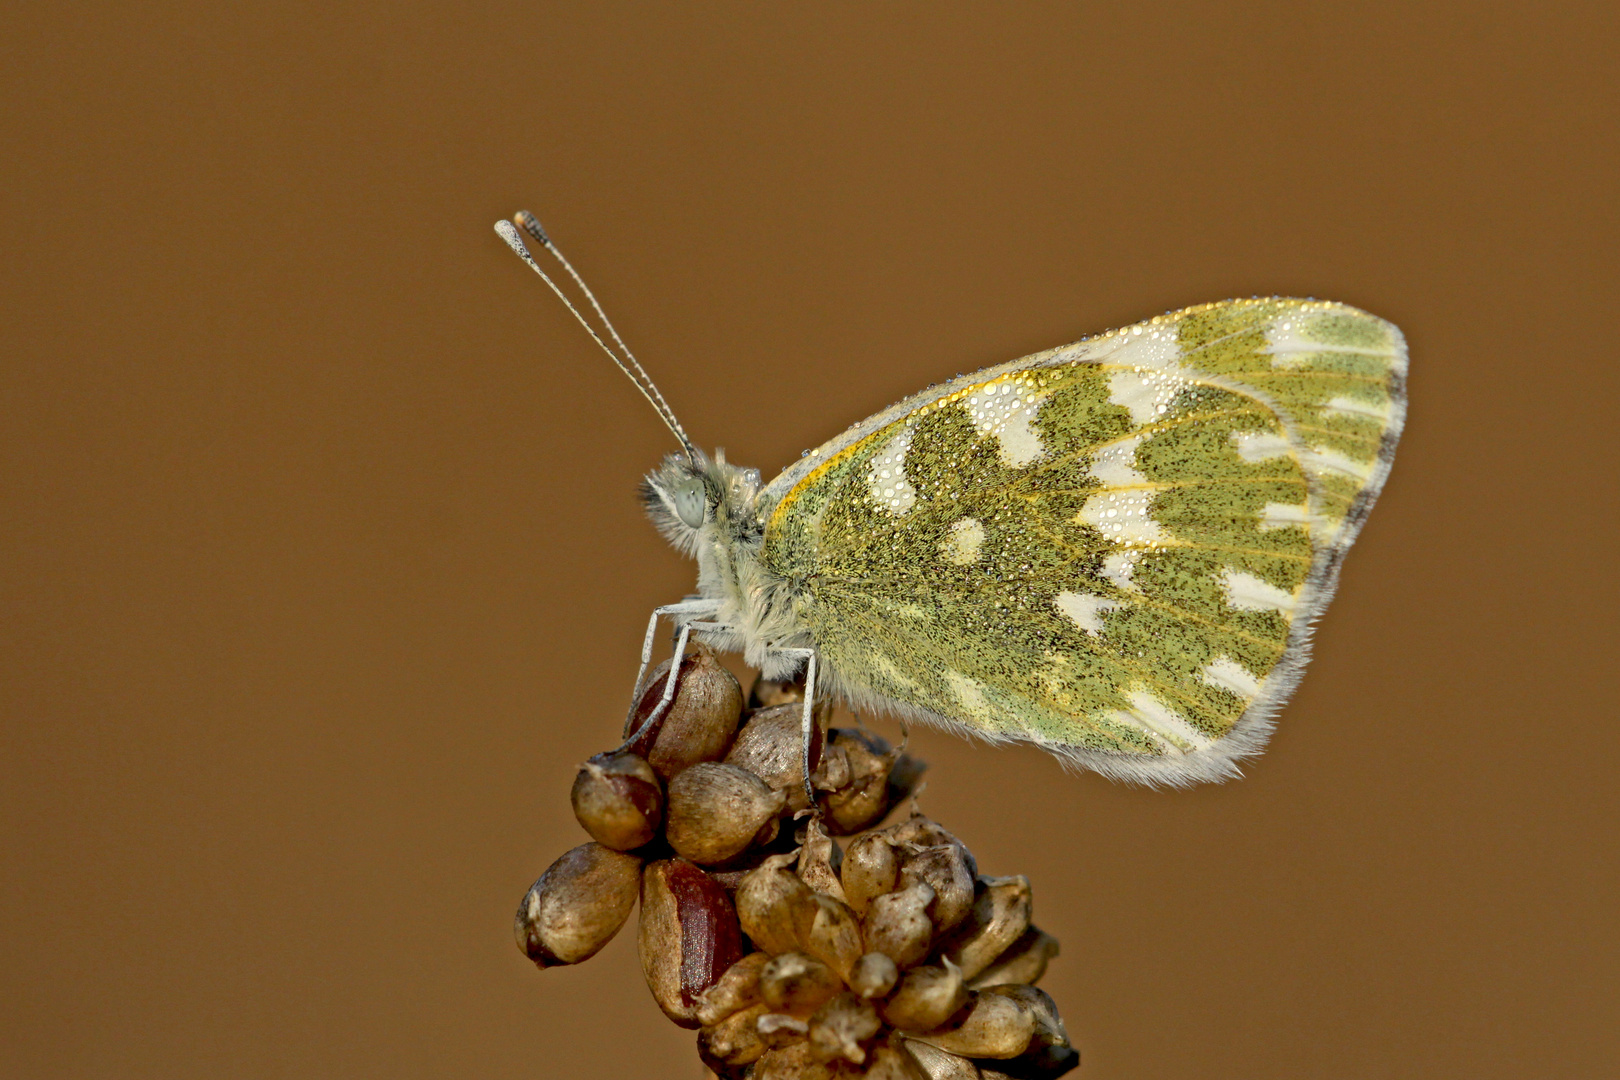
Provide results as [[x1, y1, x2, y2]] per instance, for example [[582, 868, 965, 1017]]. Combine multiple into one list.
[[760, 299, 1405, 784]]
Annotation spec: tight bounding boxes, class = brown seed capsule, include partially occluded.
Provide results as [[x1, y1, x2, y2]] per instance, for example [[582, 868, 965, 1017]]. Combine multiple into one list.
[[901, 1038, 983, 1080], [862, 880, 936, 969], [698, 1001, 773, 1068], [818, 728, 898, 834], [966, 927, 1060, 990], [756, 1012, 810, 1047], [808, 992, 882, 1065], [759, 952, 843, 1015], [937, 875, 1033, 980], [841, 831, 900, 917], [569, 751, 663, 851], [980, 985, 1069, 1051], [909, 989, 1036, 1060], [880, 960, 970, 1033], [637, 858, 746, 1028], [752, 1039, 837, 1080], [898, 843, 976, 935], [848, 951, 900, 999], [624, 643, 744, 779], [514, 842, 642, 967], [664, 762, 786, 865], [795, 818, 845, 901], [887, 815, 979, 881], [865, 1039, 937, 1080], [696, 950, 773, 1026], [736, 853, 819, 955], [724, 703, 825, 813], [803, 893, 864, 982]]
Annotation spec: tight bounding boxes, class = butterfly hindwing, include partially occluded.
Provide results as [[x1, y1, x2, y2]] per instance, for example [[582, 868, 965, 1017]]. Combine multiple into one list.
[[759, 299, 1406, 784]]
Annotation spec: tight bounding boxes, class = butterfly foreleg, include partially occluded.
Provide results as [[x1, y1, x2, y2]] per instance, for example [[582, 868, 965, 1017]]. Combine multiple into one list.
[[621, 599, 721, 746], [768, 646, 820, 807]]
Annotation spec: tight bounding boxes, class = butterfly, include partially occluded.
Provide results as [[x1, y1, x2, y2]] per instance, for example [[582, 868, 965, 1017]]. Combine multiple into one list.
[[497, 214, 1407, 786]]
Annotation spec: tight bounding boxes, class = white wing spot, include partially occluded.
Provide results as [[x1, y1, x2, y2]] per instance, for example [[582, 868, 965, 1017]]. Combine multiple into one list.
[[1101, 551, 1140, 591], [1323, 395, 1391, 421], [1112, 690, 1212, 752], [964, 377, 1047, 467], [1201, 656, 1263, 699], [866, 425, 917, 514], [1231, 430, 1293, 462], [1300, 445, 1375, 480], [946, 671, 992, 721], [1079, 488, 1169, 544], [1087, 435, 1150, 487], [1107, 367, 1195, 426], [1054, 591, 1119, 635], [1257, 502, 1311, 531], [1264, 322, 1397, 369], [941, 517, 985, 565], [1221, 568, 1298, 614]]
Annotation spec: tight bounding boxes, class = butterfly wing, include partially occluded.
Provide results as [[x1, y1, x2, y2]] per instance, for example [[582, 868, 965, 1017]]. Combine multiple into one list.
[[758, 299, 1406, 785]]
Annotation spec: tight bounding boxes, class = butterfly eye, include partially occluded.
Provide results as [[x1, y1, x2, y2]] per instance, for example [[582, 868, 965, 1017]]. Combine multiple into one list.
[[672, 477, 707, 528]]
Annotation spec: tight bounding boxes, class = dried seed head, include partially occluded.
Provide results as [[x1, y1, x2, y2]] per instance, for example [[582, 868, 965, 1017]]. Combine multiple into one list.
[[862, 880, 936, 969], [569, 751, 663, 851], [624, 644, 744, 779], [697, 1000, 773, 1068], [840, 831, 900, 917], [898, 844, 976, 935], [736, 853, 819, 956], [696, 950, 773, 1027], [664, 761, 786, 865], [751, 1039, 836, 1080], [514, 842, 642, 967], [818, 728, 899, 834], [967, 927, 1060, 990], [937, 875, 1033, 981], [908, 988, 1036, 1060], [794, 817, 845, 901], [808, 992, 882, 1065], [756, 1011, 811, 1047], [759, 951, 843, 1015], [724, 703, 825, 813], [848, 951, 900, 999], [979, 985, 1069, 1052], [864, 1038, 935, 1080], [900, 1038, 981, 1080], [880, 960, 970, 1034], [803, 893, 864, 982], [637, 858, 746, 1028], [977, 1042, 1081, 1080], [887, 815, 979, 881]]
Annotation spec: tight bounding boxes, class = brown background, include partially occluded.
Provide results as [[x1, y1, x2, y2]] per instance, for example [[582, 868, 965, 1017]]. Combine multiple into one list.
[[4, 4, 1617, 1077]]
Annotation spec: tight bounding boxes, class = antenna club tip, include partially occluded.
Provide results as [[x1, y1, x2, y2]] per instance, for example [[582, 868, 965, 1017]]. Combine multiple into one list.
[[493, 219, 530, 255]]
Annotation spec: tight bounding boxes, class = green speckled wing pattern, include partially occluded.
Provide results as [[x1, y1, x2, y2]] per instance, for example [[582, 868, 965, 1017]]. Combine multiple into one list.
[[760, 299, 1406, 784]]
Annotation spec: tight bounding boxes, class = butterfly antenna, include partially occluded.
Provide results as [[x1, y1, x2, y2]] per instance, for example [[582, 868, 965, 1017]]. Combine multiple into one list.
[[495, 214, 700, 464]]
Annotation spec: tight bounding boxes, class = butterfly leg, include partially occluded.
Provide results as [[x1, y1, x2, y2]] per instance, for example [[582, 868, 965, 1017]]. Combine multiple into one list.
[[619, 599, 721, 747], [769, 646, 820, 807]]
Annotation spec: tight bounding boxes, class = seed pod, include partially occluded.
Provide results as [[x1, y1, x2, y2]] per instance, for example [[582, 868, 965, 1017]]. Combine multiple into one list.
[[637, 858, 746, 1028], [977, 1043, 1080, 1079], [736, 853, 819, 955], [980, 985, 1069, 1051], [819, 728, 898, 834], [664, 762, 786, 865], [881, 960, 969, 1033], [752, 1039, 837, 1080], [569, 751, 663, 851], [899, 844, 975, 935], [696, 950, 773, 1026], [724, 703, 824, 813], [902, 1038, 983, 1080], [816, 740, 853, 794], [848, 951, 900, 999], [862, 880, 936, 969], [865, 1039, 937, 1080], [803, 893, 864, 982], [756, 1012, 810, 1047], [698, 1001, 773, 1068], [795, 818, 845, 901], [967, 927, 1060, 990], [841, 831, 900, 916], [759, 952, 843, 1015], [937, 875, 1032, 980], [888, 815, 979, 881], [909, 989, 1036, 1060], [623, 644, 744, 779], [514, 842, 641, 967], [808, 992, 882, 1065]]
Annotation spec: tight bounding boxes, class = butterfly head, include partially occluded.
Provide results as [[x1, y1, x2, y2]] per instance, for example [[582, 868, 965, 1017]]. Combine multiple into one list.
[[641, 449, 763, 558]]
